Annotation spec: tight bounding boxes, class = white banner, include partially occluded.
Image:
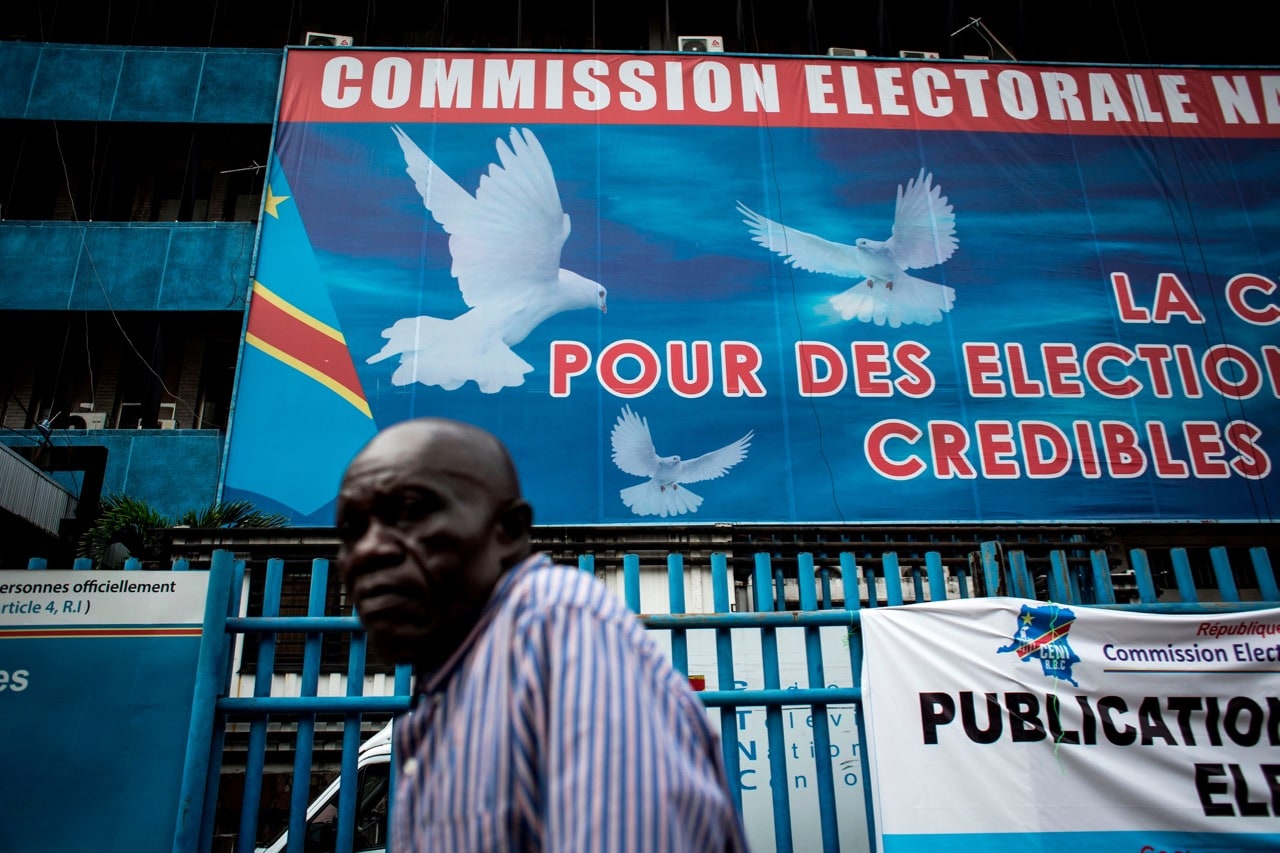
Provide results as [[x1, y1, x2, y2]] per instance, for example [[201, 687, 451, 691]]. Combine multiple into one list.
[[0, 570, 209, 628], [861, 598, 1280, 853]]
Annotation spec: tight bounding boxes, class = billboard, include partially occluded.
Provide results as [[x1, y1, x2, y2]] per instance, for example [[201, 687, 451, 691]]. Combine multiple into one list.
[[223, 50, 1280, 525]]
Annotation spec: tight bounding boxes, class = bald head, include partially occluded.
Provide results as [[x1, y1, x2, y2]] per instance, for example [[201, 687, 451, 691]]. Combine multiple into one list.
[[335, 418, 532, 670], [351, 418, 523, 507]]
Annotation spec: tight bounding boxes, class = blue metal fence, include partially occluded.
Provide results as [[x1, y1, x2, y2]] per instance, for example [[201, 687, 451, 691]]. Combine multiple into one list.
[[161, 539, 1279, 853]]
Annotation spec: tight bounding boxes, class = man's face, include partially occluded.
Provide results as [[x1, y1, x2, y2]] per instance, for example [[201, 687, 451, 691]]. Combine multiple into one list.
[[335, 425, 514, 669]]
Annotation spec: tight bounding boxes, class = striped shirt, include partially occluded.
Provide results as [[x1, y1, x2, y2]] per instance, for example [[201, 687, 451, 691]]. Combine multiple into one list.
[[391, 553, 748, 852]]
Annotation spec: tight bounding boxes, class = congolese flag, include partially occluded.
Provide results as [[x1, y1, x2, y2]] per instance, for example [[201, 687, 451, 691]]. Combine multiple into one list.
[[222, 156, 377, 520]]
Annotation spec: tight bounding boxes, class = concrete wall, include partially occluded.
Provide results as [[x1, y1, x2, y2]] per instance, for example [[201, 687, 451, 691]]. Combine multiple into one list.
[[0, 221, 256, 310], [0, 430, 224, 518], [0, 42, 282, 123]]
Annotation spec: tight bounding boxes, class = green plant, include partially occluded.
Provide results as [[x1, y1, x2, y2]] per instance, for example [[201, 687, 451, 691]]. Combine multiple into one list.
[[78, 495, 288, 566], [176, 499, 289, 530]]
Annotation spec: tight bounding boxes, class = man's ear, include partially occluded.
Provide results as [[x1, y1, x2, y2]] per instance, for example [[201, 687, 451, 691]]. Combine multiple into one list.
[[496, 499, 532, 546]]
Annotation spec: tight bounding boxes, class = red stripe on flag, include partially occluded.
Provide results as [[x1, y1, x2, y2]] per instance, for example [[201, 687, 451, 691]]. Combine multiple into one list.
[[246, 292, 366, 403]]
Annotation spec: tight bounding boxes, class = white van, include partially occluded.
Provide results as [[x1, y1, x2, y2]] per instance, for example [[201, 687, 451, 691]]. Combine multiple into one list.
[[258, 724, 392, 853]]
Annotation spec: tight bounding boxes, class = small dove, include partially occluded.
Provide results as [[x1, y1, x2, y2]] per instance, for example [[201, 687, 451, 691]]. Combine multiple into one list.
[[610, 405, 753, 518], [737, 169, 958, 328], [368, 126, 607, 393]]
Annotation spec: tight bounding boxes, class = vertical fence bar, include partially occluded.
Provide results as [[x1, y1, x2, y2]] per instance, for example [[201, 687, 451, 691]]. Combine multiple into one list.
[[1208, 547, 1241, 602], [1089, 550, 1116, 604], [839, 553, 859, 611], [954, 557, 970, 599], [172, 549, 235, 853], [125, 557, 141, 570], [198, 558, 246, 853], [73, 557, 93, 570], [819, 563, 832, 609], [1067, 561, 1083, 603], [908, 564, 924, 603], [394, 662, 413, 694], [1009, 551, 1033, 598], [623, 553, 641, 613], [387, 662, 413, 832], [286, 560, 329, 853], [924, 552, 947, 602], [840, 552, 876, 852], [335, 607, 368, 853], [578, 553, 595, 574], [710, 553, 742, 813], [881, 553, 903, 606], [862, 555, 878, 608], [27, 557, 46, 569], [1128, 549, 1159, 603], [754, 552, 793, 853], [1250, 548, 1279, 601], [980, 542, 1002, 597], [1045, 551, 1068, 602], [667, 553, 688, 675], [797, 554, 839, 852], [1170, 548, 1198, 603], [236, 558, 284, 853]]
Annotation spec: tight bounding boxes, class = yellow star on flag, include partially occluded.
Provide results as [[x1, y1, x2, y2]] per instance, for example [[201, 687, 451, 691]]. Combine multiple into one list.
[[263, 184, 291, 218]]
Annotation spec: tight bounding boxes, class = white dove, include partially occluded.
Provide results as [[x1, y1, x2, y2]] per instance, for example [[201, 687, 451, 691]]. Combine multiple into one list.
[[610, 405, 753, 518], [368, 126, 607, 393], [737, 169, 958, 328]]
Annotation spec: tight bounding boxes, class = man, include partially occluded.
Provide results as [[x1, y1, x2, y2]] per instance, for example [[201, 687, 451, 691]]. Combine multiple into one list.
[[336, 418, 748, 851]]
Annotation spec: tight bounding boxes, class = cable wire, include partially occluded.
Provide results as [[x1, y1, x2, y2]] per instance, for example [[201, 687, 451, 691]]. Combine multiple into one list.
[[50, 120, 197, 423]]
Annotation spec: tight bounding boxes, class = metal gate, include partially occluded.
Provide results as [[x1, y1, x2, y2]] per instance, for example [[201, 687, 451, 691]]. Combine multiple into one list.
[[170, 540, 1279, 852]]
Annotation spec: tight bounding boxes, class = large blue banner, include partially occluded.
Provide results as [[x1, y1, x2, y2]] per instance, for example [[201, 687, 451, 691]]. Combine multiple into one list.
[[223, 51, 1280, 524]]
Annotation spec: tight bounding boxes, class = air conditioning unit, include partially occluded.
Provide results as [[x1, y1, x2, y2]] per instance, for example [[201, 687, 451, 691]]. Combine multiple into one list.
[[68, 412, 108, 430], [304, 31, 355, 47], [899, 50, 941, 60], [827, 47, 868, 58], [678, 36, 724, 53]]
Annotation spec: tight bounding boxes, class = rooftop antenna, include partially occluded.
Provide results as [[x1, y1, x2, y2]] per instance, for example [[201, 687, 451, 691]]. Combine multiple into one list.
[[950, 17, 1016, 61], [220, 161, 265, 175]]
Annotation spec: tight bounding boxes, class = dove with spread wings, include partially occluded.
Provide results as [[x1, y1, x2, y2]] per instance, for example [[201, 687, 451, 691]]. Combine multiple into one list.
[[737, 169, 958, 328], [367, 126, 607, 393], [610, 405, 753, 518]]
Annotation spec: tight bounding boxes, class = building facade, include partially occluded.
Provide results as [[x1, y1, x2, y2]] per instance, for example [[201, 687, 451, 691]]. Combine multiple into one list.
[[2, 5, 1277, 565]]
